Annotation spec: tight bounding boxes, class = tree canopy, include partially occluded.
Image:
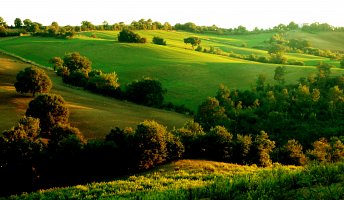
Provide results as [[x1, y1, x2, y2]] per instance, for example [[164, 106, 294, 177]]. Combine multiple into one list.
[[26, 94, 69, 134], [14, 66, 52, 96]]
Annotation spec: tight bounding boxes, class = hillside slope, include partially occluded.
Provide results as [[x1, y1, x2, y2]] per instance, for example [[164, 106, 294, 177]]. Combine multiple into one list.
[[0, 53, 190, 138], [0, 31, 342, 109]]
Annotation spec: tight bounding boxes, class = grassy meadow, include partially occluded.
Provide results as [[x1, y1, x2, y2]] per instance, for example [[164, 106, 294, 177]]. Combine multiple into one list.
[[0, 53, 190, 138], [1, 31, 342, 110], [7, 159, 344, 200]]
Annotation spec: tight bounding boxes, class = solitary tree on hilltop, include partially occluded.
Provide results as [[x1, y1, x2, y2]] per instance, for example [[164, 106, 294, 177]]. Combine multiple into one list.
[[14, 66, 52, 96]]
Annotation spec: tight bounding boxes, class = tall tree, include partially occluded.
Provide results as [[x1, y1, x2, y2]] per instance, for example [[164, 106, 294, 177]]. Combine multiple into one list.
[[14, 18, 22, 28]]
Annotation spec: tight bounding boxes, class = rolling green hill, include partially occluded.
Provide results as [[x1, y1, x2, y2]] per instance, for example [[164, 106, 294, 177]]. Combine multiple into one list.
[[0, 53, 190, 138], [286, 31, 344, 51], [0, 31, 342, 110], [7, 159, 344, 200]]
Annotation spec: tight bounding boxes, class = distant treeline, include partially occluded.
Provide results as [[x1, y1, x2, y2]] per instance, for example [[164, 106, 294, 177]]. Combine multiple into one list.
[[1, 16, 344, 38]]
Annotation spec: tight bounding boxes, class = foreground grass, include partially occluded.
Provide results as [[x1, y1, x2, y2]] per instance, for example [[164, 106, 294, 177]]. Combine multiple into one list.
[[0, 53, 190, 138], [1, 31, 342, 109], [7, 160, 344, 199]]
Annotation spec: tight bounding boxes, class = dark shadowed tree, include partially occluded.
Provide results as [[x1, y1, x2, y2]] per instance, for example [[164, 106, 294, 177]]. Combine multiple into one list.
[[184, 37, 201, 49], [274, 66, 286, 85], [134, 120, 168, 169], [125, 77, 165, 107], [195, 97, 227, 131], [14, 66, 52, 96], [26, 94, 69, 134], [14, 18, 22, 28]]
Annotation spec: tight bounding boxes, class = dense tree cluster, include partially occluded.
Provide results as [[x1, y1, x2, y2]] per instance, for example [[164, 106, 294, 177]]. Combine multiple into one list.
[[1, 89, 344, 197], [195, 65, 344, 148]]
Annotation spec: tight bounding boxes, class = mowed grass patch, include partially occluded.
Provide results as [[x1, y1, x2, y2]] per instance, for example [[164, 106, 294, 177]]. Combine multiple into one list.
[[0, 32, 342, 109], [0, 54, 190, 138]]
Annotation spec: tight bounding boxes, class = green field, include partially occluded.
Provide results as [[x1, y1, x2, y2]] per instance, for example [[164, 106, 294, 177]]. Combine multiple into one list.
[[0, 53, 190, 138], [7, 159, 344, 200], [1, 31, 342, 110]]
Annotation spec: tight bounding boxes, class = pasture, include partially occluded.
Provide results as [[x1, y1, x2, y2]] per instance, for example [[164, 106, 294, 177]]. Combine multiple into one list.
[[0, 53, 190, 138], [0, 31, 342, 110]]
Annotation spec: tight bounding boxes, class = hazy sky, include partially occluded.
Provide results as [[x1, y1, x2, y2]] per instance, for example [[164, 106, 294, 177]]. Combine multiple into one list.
[[2, 0, 343, 29]]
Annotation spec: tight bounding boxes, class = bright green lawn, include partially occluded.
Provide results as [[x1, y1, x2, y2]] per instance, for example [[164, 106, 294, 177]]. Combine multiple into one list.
[[0, 31, 342, 110]]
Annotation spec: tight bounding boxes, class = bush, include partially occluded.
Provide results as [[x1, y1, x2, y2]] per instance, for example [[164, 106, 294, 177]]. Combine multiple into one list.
[[279, 139, 307, 165], [152, 36, 166, 45], [63, 52, 92, 74], [86, 71, 121, 97], [63, 70, 88, 87], [173, 120, 206, 158], [118, 29, 146, 43], [125, 77, 166, 107], [205, 126, 233, 161]]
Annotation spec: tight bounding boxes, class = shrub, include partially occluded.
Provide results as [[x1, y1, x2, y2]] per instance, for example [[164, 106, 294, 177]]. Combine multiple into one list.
[[173, 120, 206, 158], [205, 126, 233, 161], [118, 29, 146, 43], [125, 77, 166, 107], [152, 36, 166, 45], [63, 52, 92, 74], [63, 70, 88, 87], [86, 71, 120, 96], [279, 139, 307, 165]]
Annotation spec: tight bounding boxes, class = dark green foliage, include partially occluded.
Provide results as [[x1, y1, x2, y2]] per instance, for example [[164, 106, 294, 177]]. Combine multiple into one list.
[[205, 126, 233, 161], [173, 120, 205, 158], [249, 131, 276, 167], [307, 137, 344, 163], [26, 94, 69, 134], [0, 117, 44, 196], [14, 66, 52, 96], [279, 139, 307, 165], [232, 134, 252, 164], [49, 124, 86, 147], [165, 132, 185, 161], [195, 97, 227, 131], [196, 70, 344, 152], [63, 52, 92, 74], [63, 70, 88, 87], [274, 66, 286, 84], [118, 29, 147, 43], [86, 71, 120, 97], [340, 57, 344, 68], [134, 120, 168, 169], [49, 57, 64, 71], [152, 36, 166, 45], [125, 77, 166, 107], [14, 18, 22, 28], [183, 37, 201, 48]]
